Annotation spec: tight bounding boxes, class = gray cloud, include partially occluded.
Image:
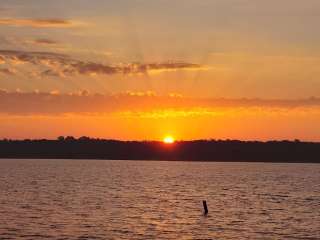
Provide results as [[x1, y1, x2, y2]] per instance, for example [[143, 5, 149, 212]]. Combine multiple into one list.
[[0, 50, 205, 77], [0, 50, 68, 61], [31, 38, 59, 45], [0, 68, 15, 75], [0, 90, 319, 115], [0, 18, 74, 28]]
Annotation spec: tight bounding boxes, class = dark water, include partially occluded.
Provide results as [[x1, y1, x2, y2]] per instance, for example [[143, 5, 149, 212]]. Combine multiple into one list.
[[0, 159, 320, 240]]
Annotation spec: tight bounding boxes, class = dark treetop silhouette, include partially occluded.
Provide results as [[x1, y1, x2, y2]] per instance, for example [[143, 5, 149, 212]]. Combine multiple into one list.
[[0, 137, 319, 162]]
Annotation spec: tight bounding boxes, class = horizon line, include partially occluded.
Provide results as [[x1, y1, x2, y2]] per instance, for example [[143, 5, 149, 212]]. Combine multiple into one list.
[[1, 137, 319, 144]]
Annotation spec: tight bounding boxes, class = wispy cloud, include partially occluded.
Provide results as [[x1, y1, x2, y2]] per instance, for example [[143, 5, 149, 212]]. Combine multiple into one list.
[[0, 90, 319, 116], [0, 18, 75, 28], [0, 68, 16, 75], [0, 50, 68, 66], [0, 50, 206, 77], [30, 38, 59, 45]]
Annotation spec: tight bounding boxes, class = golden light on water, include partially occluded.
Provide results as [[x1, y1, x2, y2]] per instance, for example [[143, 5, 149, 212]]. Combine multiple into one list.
[[163, 136, 175, 144]]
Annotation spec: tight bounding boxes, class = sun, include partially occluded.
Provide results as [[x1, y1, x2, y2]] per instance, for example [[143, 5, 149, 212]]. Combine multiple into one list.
[[163, 136, 175, 144]]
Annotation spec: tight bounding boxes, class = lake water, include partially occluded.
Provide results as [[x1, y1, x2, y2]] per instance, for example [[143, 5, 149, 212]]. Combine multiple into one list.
[[0, 159, 319, 239]]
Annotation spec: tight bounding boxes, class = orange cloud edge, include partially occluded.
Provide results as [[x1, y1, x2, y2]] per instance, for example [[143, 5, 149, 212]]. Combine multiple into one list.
[[0, 90, 320, 116]]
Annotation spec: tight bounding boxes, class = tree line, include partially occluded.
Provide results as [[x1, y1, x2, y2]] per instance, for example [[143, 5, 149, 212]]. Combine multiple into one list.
[[0, 137, 319, 163]]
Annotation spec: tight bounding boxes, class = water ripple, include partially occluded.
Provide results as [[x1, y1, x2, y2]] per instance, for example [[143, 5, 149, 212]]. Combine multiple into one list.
[[0, 160, 319, 239]]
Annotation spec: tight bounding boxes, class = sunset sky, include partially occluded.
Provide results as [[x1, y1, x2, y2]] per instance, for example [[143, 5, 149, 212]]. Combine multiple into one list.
[[1, 0, 320, 141]]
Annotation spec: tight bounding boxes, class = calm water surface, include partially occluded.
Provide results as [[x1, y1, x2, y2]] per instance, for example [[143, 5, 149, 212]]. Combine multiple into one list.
[[0, 159, 320, 239]]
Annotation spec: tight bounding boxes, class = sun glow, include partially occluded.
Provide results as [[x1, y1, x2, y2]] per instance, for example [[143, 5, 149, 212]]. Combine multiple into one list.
[[163, 136, 175, 144]]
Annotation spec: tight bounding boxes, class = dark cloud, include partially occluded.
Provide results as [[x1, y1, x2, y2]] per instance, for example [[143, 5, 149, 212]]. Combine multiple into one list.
[[0, 50, 68, 61], [0, 68, 15, 75], [0, 18, 74, 28], [0, 50, 205, 77], [32, 38, 59, 45], [0, 50, 71, 70], [0, 90, 319, 116]]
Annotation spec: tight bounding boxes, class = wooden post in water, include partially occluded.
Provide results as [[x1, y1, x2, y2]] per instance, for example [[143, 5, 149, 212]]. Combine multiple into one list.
[[203, 200, 208, 215]]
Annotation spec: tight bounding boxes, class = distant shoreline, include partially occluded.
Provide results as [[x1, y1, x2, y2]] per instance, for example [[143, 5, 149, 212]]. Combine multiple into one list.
[[1, 139, 319, 163], [1, 158, 320, 164]]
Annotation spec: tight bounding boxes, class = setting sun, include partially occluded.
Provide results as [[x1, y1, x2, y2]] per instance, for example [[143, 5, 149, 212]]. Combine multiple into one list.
[[163, 136, 175, 144]]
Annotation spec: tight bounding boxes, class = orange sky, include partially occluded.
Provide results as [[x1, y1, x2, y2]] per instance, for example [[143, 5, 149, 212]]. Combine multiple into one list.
[[1, 107, 320, 141], [0, 91, 320, 141], [1, 0, 320, 140]]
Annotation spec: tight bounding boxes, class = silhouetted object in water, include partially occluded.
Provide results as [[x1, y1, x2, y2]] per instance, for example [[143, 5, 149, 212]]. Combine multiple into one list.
[[203, 200, 208, 215]]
